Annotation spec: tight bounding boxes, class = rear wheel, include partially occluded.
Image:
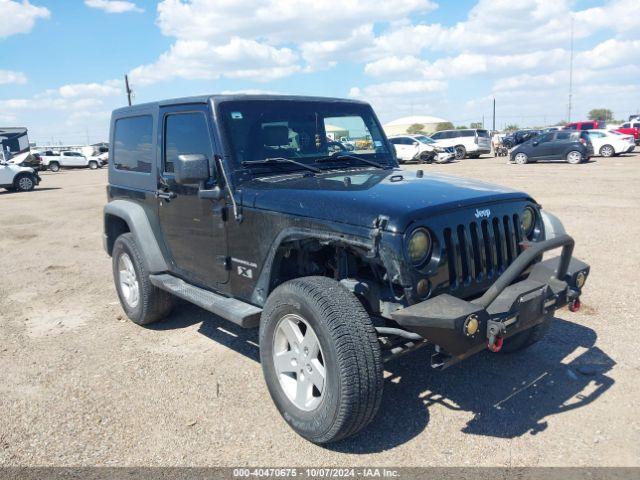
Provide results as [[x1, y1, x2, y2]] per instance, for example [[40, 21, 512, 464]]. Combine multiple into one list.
[[599, 144, 614, 157], [49, 162, 60, 172], [260, 276, 383, 444], [514, 152, 528, 164], [454, 145, 466, 160], [500, 316, 552, 353], [566, 150, 583, 164], [112, 233, 174, 325], [14, 173, 36, 192]]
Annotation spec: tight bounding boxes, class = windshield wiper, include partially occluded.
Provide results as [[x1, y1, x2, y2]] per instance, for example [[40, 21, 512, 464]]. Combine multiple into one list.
[[315, 153, 387, 169], [242, 157, 321, 174]]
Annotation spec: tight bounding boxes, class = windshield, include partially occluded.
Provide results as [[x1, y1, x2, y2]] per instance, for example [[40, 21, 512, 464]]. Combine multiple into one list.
[[218, 100, 392, 172], [414, 135, 435, 144]]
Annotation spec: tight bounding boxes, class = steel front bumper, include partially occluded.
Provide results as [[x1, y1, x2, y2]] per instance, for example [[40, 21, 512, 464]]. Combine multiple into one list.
[[390, 234, 589, 368]]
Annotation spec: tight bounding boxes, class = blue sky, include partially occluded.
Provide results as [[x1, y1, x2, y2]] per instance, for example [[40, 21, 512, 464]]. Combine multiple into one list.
[[1, 0, 639, 144]]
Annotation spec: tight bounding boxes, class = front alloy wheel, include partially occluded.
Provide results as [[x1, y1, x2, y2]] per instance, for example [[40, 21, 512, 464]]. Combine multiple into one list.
[[273, 314, 326, 411], [514, 152, 528, 164]]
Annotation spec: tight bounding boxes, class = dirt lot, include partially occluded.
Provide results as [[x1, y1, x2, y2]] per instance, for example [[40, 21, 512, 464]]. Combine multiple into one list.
[[1, 153, 640, 467]]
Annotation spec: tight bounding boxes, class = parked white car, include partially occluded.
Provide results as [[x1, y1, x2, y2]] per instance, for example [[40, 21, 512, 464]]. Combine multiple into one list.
[[389, 134, 455, 164], [587, 129, 635, 157], [38, 150, 102, 172], [0, 156, 41, 192], [429, 128, 492, 159]]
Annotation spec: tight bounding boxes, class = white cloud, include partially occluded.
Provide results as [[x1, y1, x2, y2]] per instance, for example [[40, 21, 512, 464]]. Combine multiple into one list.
[[0, 69, 27, 85], [0, 0, 50, 38], [84, 0, 143, 13], [129, 38, 300, 85], [349, 79, 446, 99]]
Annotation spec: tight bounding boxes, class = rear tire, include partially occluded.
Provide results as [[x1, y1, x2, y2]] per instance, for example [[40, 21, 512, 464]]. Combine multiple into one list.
[[49, 162, 60, 172], [112, 233, 174, 325], [599, 144, 614, 157], [14, 173, 36, 192], [454, 145, 466, 160], [500, 316, 551, 353], [566, 150, 583, 164], [260, 276, 383, 444]]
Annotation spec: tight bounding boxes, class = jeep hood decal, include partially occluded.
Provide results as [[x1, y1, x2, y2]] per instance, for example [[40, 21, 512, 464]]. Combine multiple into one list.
[[242, 169, 531, 232]]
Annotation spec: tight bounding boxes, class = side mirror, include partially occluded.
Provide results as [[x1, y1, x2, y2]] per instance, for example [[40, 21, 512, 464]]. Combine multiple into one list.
[[174, 154, 210, 185]]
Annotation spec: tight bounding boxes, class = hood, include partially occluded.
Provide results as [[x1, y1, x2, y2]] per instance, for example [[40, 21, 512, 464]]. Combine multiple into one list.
[[241, 168, 531, 232]]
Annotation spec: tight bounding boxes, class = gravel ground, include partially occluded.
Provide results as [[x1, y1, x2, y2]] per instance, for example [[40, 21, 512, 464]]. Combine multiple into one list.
[[1, 153, 639, 467]]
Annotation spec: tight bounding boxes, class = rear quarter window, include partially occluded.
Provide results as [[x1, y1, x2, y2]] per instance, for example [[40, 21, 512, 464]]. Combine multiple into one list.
[[113, 115, 153, 173], [477, 129, 490, 137], [459, 130, 474, 137]]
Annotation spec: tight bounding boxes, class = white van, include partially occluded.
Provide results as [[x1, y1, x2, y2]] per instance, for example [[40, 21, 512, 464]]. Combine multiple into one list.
[[429, 129, 492, 159]]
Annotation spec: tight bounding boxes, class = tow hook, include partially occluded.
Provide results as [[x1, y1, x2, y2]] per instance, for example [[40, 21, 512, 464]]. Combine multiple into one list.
[[569, 297, 581, 312], [488, 336, 504, 352], [486, 320, 506, 353]]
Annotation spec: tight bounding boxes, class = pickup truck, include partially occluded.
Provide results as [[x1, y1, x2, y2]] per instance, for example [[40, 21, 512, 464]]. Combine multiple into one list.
[[39, 150, 102, 172], [615, 121, 640, 144]]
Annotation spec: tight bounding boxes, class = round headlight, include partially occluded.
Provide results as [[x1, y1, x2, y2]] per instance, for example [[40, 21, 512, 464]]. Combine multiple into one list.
[[408, 228, 432, 265], [522, 207, 536, 238]]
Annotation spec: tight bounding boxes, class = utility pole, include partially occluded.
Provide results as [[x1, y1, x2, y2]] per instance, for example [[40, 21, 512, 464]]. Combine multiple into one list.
[[492, 97, 496, 132], [124, 74, 133, 106], [567, 16, 574, 122]]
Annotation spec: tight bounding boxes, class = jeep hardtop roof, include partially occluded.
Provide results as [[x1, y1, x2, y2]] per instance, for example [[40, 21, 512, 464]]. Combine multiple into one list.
[[112, 94, 369, 117]]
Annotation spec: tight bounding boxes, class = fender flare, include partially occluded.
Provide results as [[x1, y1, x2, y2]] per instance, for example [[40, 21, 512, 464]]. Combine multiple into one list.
[[540, 209, 566, 240], [103, 200, 168, 273]]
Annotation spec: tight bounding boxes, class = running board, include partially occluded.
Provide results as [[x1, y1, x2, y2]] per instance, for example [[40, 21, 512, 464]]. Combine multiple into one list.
[[149, 274, 261, 328]]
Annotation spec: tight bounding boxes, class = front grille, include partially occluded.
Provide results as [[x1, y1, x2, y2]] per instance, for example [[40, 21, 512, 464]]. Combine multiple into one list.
[[443, 214, 524, 289]]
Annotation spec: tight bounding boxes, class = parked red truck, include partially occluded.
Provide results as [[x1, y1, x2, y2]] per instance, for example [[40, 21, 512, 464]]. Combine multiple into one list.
[[615, 120, 640, 144]]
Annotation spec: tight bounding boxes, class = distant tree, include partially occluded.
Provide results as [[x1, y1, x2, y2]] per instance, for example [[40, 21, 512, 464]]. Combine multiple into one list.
[[588, 108, 614, 123], [435, 122, 454, 131], [504, 124, 519, 131], [406, 123, 426, 134], [470, 122, 483, 129], [455, 125, 468, 129]]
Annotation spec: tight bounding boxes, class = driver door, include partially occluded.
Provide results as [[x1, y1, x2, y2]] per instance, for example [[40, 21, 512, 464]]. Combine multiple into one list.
[[157, 105, 229, 289]]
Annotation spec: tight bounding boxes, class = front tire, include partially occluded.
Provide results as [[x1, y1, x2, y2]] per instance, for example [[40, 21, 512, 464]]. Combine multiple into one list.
[[49, 162, 60, 172], [112, 233, 174, 325], [260, 276, 383, 444], [599, 144, 614, 157], [514, 152, 528, 164], [89, 161, 99, 169], [454, 145, 466, 160]]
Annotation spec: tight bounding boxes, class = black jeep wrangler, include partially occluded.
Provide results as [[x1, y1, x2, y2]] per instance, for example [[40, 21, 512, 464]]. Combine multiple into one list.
[[104, 95, 590, 443]]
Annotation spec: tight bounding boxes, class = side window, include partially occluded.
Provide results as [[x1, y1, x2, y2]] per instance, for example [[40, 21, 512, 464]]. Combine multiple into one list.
[[566, 124, 577, 130], [556, 132, 571, 140], [580, 123, 593, 130], [389, 138, 400, 145], [164, 112, 213, 174], [430, 132, 442, 140], [633, 123, 640, 129], [621, 123, 630, 128], [113, 115, 153, 173]]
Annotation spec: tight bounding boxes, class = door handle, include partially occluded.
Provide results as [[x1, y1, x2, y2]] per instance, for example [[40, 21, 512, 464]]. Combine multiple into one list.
[[155, 190, 177, 201]]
